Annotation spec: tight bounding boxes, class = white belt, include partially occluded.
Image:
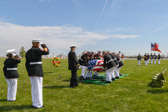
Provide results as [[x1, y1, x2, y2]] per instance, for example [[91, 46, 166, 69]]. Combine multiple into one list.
[[7, 68, 17, 70], [107, 59, 114, 63], [114, 58, 117, 60], [30, 62, 42, 65]]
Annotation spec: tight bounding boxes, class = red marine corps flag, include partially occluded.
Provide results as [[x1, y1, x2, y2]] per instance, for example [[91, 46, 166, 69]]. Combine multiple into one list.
[[151, 43, 161, 53]]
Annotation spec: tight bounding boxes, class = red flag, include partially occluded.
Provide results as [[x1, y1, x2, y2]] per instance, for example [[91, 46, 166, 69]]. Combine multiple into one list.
[[154, 43, 161, 53]]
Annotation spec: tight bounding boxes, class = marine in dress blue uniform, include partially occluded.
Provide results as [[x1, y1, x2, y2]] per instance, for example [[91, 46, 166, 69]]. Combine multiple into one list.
[[158, 54, 161, 64], [150, 53, 153, 64], [86, 52, 93, 79], [115, 53, 124, 78], [144, 53, 148, 66], [147, 53, 150, 64], [103, 51, 116, 83], [25, 39, 49, 108], [110, 52, 120, 79], [79, 52, 88, 79], [3, 49, 21, 101], [137, 54, 141, 66], [154, 53, 157, 64]]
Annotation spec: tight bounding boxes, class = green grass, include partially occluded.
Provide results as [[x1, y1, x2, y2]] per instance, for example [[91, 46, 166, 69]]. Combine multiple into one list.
[[0, 58, 168, 112]]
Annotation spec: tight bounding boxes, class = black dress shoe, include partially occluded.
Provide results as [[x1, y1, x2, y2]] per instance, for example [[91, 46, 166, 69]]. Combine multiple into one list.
[[70, 86, 75, 88], [7, 100, 16, 102], [112, 78, 115, 81], [75, 84, 79, 87], [80, 76, 84, 80], [86, 77, 92, 80], [115, 77, 120, 79], [105, 81, 111, 83], [93, 75, 97, 77]]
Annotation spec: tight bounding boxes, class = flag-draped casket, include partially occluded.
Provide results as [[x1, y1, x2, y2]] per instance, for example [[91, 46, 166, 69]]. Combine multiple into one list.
[[87, 60, 105, 72]]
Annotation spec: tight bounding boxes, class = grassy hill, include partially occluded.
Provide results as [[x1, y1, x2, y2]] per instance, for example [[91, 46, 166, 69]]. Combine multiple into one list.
[[0, 58, 168, 112]]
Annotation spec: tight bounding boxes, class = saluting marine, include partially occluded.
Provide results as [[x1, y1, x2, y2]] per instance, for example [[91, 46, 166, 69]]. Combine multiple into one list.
[[3, 49, 21, 101], [137, 54, 141, 66], [26, 39, 49, 109]]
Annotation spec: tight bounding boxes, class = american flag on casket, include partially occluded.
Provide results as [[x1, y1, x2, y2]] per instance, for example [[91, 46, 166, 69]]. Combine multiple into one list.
[[88, 60, 105, 72]]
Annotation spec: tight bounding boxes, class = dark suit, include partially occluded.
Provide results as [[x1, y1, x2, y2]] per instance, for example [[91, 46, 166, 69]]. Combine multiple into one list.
[[68, 50, 79, 88], [94, 54, 101, 60]]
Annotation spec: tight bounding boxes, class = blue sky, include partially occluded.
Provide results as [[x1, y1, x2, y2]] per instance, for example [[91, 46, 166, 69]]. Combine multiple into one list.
[[0, 0, 168, 56]]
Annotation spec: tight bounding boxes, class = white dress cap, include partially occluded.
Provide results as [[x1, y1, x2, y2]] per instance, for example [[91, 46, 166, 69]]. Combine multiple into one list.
[[6, 49, 16, 54], [70, 44, 76, 48], [32, 39, 41, 43]]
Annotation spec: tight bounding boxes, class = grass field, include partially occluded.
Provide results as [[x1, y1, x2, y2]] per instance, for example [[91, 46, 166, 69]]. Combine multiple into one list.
[[0, 58, 168, 112]]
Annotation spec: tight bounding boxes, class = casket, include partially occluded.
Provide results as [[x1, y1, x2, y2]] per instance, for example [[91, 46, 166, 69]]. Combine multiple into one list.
[[88, 60, 106, 72]]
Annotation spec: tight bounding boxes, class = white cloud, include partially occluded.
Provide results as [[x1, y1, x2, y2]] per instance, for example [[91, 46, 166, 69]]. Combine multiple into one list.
[[0, 21, 139, 55], [99, 27, 132, 33]]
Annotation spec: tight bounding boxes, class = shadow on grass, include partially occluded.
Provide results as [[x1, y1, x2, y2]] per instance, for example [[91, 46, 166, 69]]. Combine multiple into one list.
[[43, 85, 69, 89], [0, 105, 32, 112], [44, 72, 54, 73], [147, 90, 168, 94], [62, 79, 70, 82], [78, 79, 107, 86], [0, 99, 7, 102]]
